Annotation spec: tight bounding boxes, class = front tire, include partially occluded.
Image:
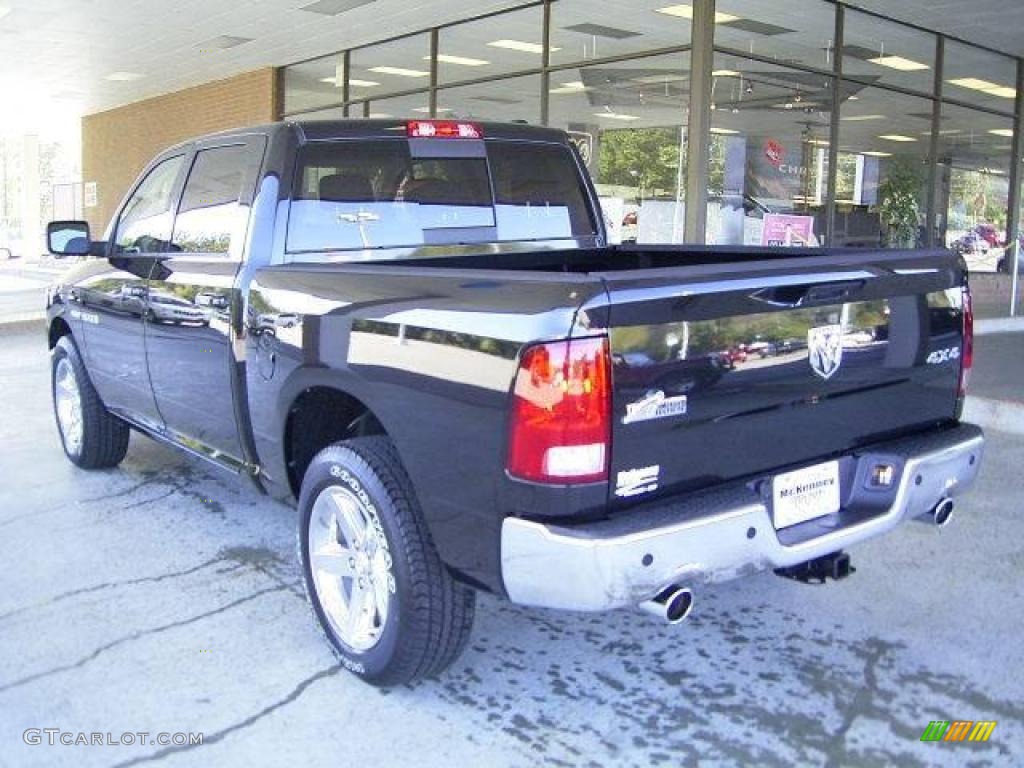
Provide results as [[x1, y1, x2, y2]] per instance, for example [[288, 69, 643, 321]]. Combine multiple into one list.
[[298, 437, 475, 686], [51, 335, 130, 469]]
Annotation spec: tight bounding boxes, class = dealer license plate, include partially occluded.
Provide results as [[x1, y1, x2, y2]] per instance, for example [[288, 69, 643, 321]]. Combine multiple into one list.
[[772, 460, 841, 529]]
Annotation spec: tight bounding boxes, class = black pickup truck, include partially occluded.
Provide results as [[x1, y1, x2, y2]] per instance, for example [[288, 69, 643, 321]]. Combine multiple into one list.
[[45, 119, 984, 686]]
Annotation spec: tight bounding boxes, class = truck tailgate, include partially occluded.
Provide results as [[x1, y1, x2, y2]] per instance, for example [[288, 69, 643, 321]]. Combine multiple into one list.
[[597, 249, 967, 502]]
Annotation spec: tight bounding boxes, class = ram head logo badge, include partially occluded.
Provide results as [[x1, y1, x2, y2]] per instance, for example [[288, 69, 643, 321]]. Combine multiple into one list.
[[808, 324, 843, 380]]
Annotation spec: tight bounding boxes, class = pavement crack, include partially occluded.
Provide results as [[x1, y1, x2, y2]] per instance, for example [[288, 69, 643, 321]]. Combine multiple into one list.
[[109, 663, 345, 767], [0, 584, 288, 695], [0, 556, 243, 624], [822, 638, 894, 768], [121, 487, 179, 511]]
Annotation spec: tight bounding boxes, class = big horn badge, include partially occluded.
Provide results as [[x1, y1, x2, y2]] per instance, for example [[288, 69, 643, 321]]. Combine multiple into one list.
[[808, 324, 844, 380]]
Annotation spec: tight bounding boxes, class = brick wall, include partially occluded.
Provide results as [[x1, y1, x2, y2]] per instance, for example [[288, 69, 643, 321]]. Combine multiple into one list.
[[81, 68, 279, 234]]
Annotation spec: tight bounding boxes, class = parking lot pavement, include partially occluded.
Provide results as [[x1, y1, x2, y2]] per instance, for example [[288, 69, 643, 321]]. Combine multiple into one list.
[[972, 332, 1024, 405], [1, 324, 1022, 768]]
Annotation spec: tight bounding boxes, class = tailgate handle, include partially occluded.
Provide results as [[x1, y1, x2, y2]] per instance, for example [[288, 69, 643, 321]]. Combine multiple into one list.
[[752, 281, 864, 308]]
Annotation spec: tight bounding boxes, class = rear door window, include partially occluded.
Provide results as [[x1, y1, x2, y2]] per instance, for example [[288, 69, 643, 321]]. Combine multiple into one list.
[[172, 144, 256, 256], [287, 138, 594, 254]]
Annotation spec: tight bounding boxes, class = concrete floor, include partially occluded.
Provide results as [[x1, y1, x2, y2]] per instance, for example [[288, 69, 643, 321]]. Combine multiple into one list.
[[0, 324, 1022, 768]]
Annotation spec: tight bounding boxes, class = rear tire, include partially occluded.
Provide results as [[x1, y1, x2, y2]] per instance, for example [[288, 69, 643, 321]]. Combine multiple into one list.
[[51, 335, 130, 469], [298, 436, 475, 686]]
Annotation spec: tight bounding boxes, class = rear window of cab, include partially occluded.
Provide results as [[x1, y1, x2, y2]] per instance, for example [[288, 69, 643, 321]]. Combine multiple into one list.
[[286, 139, 596, 254]]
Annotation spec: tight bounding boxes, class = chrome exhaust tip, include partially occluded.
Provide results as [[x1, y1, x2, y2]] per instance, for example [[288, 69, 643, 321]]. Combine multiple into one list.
[[639, 585, 694, 624], [931, 497, 955, 527]]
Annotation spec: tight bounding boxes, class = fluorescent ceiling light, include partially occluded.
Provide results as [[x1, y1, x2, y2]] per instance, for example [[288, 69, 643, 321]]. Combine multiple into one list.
[[867, 55, 929, 72], [862, 151, 892, 157], [300, 0, 374, 15], [196, 35, 253, 50], [428, 54, 490, 67], [807, 138, 830, 146], [412, 107, 451, 114], [367, 113, 392, 118], [847, 95, 859, 101], [632, 73, 687, 84], [105, 72, 144, 81], [710, 127, 739, 135], [550, 82, 591, 95], [487, 39, 558, 54], [985, 86, 1017, 99], [368, 66, 430, 77], [947, 77, 1000, 91], [878, 134, 917, 142], [712, 69, 740, 77], [319, 77, 380, 87], [656, 4, 739, 23], [947, 77, 1015, 99], [841, 114, 886, 122], [989, 128, 1015, 137], [594, 112, 640, 121]]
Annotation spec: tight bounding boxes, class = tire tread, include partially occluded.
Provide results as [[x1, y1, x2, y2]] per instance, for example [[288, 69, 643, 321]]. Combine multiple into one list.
[[53, 336, 129, 469], [303, 436, 474, 685]]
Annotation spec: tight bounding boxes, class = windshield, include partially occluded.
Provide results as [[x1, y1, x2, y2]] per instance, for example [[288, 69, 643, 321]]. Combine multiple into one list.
[[287, 139, 595, 253]]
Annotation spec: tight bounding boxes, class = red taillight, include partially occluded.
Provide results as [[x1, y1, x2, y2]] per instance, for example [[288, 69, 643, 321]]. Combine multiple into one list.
[[406, 120, 483, 139], [959, 286, 974, 397], [507, 336, 611, 484]]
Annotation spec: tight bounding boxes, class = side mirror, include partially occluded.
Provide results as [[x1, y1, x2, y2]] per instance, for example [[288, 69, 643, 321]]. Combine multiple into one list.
[[47, 220, 92, 257]]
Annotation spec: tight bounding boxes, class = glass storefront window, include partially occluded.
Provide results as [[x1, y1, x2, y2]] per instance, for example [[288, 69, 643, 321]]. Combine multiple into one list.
[[706, 56, 831, 246], [936, 103, 1013, 275], [549, 0, 692, 66], [437, 6, 544, 84], [715, 0, 836, 72], [547, 53, 690, 244], [943, 40, 1016, 114], [842, 10, 936, 95], [349, 34, 431, 101], [291, 106, 346, 120], [834, 86, 934, 249], [283, 53, 345, 115], [436, 75, 541, 123], [353, 91, 430, 119], [1014, 174, 1024, 314]]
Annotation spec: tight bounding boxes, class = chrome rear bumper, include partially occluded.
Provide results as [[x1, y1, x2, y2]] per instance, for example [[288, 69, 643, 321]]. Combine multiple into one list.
[[501, 423, 984, 611]]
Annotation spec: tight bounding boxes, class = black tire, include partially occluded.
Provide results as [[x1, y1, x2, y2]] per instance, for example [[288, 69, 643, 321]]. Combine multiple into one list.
[[51, 335, 130, 469], [298, 436, 475, 686]]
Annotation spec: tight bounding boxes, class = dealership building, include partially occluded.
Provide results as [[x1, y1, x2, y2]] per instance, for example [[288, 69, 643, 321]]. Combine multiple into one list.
[[76, 0, 1024, 316]]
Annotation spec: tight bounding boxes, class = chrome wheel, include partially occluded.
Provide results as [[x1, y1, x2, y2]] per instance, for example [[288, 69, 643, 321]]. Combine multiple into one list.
[[55, 357, 83, 455], [308, 484, 395, 652]]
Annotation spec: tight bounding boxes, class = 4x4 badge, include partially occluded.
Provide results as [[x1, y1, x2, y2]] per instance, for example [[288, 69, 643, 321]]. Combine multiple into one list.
[[808, 324, 843, 380]]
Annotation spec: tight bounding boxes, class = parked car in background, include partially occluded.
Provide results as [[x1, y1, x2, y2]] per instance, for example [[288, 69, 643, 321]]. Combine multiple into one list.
[[950, 230, 990, 257], [147, 292, 210, 325], [759, 338, 807, 358], [973, 223, 1002, 249]]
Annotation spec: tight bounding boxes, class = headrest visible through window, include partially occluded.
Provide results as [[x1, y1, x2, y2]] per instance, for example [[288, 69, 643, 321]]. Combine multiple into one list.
[[319, 173, 373, 202]]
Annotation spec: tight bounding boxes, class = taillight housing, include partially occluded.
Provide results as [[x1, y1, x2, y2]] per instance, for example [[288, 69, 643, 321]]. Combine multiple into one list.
[[406, 120, 483, 139], [959, 286, 974, 398], [507, 336, 611, 484]]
